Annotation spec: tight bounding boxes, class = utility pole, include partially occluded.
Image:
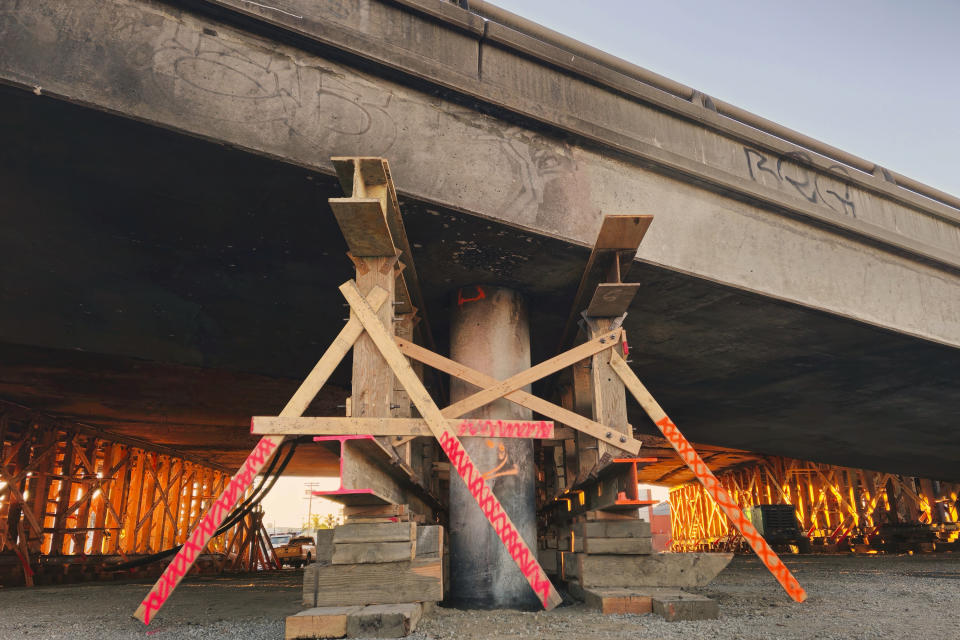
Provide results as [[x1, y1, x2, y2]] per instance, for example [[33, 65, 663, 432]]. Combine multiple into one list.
[[303, 482, 324, 528]]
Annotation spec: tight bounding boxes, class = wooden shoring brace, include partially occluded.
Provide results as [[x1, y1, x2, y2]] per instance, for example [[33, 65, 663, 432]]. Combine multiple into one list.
[[341, 281, 563, 610], [132, 288, 389, 625], [608, 353, 807, 603], [395, 339, 642, 455]]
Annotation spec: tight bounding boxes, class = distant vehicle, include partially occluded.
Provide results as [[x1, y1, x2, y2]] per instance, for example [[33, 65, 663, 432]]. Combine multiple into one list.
[[272, 534, 316, 568], [749, 504, 811, 553]]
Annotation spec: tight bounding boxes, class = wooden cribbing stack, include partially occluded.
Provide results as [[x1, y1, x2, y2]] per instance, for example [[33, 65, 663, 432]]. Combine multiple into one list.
[[291, 508, 443, 639]]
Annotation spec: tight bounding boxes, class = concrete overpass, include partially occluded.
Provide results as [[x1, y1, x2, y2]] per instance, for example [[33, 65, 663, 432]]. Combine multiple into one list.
[[1, 0, 958, 480]]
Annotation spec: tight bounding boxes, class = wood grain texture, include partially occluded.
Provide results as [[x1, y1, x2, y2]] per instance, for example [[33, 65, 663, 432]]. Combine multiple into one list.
[[346, 603, 423, 638], [331, 540, 415, 564], [333, 521, 415, 544], [581, 537, 652, 555], [441, 328, 621, 420], [573, 520, 651, 538], [415, 525, 443, 559], [395, 338, 641, 454], [306, 558, 442, 606], [252, 416, 553, 438], [591, 318, 631, 468], [285, 606, 361, 639], [351, 255, 398, 468]]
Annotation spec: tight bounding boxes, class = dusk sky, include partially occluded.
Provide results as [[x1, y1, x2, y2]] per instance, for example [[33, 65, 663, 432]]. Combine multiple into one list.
[[497, 0, 960, 198], [262, 1, 956, 530]]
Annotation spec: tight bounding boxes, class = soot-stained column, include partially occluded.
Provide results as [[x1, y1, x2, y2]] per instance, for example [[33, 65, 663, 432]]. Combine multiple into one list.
[[447, 286, 539, 609]]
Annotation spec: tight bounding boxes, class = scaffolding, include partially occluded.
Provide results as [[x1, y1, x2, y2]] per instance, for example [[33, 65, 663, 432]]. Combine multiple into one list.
[[670, 456, 960, 552], [0, 400, 276, 586]]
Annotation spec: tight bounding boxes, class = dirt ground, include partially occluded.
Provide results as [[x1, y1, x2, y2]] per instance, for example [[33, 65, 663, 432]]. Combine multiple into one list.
[[0, 554, 957, 639]]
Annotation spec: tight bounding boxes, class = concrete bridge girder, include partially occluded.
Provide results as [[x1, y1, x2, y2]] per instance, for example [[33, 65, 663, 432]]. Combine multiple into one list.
[[0, 0, 958, 348]]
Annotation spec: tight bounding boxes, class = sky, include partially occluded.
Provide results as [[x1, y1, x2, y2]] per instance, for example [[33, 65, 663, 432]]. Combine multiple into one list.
[[261, 476, 343, 531], [494, 0, 960, 198], [261, 1, 955, 528]]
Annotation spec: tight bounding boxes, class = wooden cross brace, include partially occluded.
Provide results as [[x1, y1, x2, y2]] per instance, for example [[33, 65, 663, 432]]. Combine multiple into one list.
[[608, 352, 807, 603], [133, 280, 646, 623], [133, 288, 391, 625]]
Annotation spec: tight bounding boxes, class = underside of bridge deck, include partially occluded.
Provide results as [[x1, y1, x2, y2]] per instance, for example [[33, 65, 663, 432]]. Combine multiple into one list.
[[2, 84, 958, 481]]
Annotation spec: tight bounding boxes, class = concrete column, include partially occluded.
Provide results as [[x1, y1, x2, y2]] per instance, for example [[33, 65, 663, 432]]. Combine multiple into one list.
[[447, 286, 539, 610]]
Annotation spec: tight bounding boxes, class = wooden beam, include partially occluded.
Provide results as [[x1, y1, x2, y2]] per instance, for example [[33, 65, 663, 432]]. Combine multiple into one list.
[[396, 338, 641, 455], [440, 328, 621, 420], [589, 320, 631, 475], [252, 417, 554, 439], [341, 281, 562, 611]]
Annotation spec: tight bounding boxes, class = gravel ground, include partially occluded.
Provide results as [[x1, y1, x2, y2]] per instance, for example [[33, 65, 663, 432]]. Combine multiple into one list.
[[0, 554, 957, 639]]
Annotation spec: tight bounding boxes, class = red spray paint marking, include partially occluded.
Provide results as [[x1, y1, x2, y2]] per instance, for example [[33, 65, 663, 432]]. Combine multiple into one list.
[[13, 548, 33, 577], [138, 437, 279, 624], [456, 419, 553, 439], [456, 286, 486, 306], [438, 430, 555, 608], [655, 416, 807, 603]]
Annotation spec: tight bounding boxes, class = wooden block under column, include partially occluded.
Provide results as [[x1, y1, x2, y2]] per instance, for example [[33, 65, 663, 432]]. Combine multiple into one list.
[[343, 504, 407, 519], [333, 521, 415, 544], [582, 537, 652, 555], [331, 540, 415, 564], [302, 563, 320, 607], [310, 558, 443, 606], [285, 606, 363, 639], [346, 603, 423, 638], [561, 551, 579, 581], [575, 552, 732, 588], [316, 529, 334, 564], [538, 548, 560, 574], [573, 520, 651, 539], [415, 525, 444, 559], [577, 587, 691, 615]]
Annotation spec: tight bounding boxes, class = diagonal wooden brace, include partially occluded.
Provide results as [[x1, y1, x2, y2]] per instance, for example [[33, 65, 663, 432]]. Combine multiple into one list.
[[133, 288, 390, 625], [609, 352, 807, 603], [396, 337, 642, 454], [441, 328, 621, 419], [341, 280, 563, 610]]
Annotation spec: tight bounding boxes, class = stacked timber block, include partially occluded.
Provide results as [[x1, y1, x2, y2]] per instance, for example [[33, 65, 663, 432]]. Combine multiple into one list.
[[557, 519, 729, 621], [290, 506, 443, 639]]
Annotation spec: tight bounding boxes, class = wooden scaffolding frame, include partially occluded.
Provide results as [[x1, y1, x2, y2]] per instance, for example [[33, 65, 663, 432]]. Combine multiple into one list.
[[0, 400, 275, 586]]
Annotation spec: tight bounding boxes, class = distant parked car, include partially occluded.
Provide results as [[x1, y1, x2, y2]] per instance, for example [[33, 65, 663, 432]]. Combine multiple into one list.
[[272, 534, 316, 568]]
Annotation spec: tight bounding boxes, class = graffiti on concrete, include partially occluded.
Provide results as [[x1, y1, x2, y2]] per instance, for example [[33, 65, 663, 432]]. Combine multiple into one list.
[[151, 21, 398, 155], [744, 147, 856, 218]]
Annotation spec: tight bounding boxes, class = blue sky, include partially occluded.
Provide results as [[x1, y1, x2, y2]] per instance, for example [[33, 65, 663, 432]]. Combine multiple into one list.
[[496, 0, 960, 198]]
